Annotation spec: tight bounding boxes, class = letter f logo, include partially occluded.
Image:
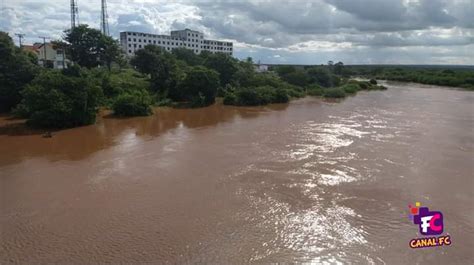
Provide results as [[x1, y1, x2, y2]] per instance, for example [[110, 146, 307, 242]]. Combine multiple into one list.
[[413, 207, 444, 235]]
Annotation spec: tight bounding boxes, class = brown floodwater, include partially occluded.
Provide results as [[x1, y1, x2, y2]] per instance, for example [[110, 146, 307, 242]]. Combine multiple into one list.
[[1, 82, 473, 264]]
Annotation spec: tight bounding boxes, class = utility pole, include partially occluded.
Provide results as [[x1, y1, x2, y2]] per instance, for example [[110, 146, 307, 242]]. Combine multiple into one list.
[[39, 36, 50, 66], [101, 0, 109, 36], [71, 0, 79, 29], [15, 33, 25, 47]]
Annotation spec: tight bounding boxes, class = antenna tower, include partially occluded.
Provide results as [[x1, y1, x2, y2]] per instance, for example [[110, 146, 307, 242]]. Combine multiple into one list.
[[101, 0, 109, 36], [70, 0, 79, 29]]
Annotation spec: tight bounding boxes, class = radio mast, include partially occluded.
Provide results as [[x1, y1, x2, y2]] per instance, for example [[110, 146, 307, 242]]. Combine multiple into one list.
[[101, 0, 109, 36], [70, 0, 79, 29]]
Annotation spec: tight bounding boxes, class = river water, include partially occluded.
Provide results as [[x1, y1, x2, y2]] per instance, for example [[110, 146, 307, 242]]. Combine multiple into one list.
[[1, 82, 473, 264]]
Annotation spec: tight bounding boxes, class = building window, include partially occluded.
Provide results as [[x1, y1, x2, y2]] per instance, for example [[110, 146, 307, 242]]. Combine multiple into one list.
[[133, 38, 136, 42], [129, 50, 132, 53], [128, 38, 131, 41], [134, 44, 137, 47], [158, 41, 161, 44], [153, 41, 156, 44], [138, 39, 141, 42], [139, 45, 142, 48], [128, 44, 131, 47]]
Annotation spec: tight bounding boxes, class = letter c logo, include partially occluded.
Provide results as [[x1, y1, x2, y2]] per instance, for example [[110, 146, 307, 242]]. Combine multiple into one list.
[[430, 213, 442, 232]]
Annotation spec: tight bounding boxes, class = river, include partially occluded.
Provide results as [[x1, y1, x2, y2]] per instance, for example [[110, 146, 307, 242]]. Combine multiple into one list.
[[1, 82, 473, 264]]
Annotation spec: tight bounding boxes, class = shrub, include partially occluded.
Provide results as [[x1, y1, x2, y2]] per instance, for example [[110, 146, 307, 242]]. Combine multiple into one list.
[[323, 87, 346, 98], [225, 86, 290, 106], [283, 84, 305, 98], [112, 90, 152, 116], [234, 87, 271, 106], [342, 84, 359, 94], [223, 92, 237, 105], [273, 88, 290, 103], [369, 79, 377, 85], [357, 81, 370, 90], [102, 69, 150, 99], [306, 84, 323, 96]]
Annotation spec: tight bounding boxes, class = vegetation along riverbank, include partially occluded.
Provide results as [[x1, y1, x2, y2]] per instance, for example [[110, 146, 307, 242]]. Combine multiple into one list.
[[1, 26, 470, 130]]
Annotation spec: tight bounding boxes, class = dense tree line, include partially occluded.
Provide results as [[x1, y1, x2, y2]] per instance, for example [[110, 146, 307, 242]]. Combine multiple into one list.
[[344, 65, 474, 90], [1, 27, 405, 130]]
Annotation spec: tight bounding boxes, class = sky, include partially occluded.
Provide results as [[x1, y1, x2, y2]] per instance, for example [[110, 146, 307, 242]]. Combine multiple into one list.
[[1, 0, 473, 65]]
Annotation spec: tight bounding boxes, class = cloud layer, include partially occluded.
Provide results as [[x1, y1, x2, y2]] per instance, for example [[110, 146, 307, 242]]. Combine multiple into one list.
[[1, 0, 473, 64]]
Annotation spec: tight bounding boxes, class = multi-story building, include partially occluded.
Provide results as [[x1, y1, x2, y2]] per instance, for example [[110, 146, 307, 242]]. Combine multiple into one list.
[[120, 28, 233, 57]]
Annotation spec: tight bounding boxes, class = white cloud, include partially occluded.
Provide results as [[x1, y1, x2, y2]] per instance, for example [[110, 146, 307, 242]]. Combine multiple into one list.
[[1, 0, 472, 64]]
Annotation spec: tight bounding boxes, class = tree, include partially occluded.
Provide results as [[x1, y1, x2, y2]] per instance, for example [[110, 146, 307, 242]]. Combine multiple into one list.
[[306, 67, 333, 87], [281, 69, 310, 87], [63, 25, 121, 69], [275, 65, 296, 77], [0, 32, 38, 112], [180, 66, 220, 106], [14, 67, 103, 128], [98, 36, 123, 70], [334, 61, 344, 75], [172, 47, 202, 66], [204, 53, 238, 86], [231, 59, 255, 87], [131, 45, 183, 96]]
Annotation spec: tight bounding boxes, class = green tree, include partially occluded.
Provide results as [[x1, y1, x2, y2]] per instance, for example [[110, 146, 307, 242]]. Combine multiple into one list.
[[0, 32, 39, 112], [172, 47, 202, 66], [14, 67, 103, 128], [334, 61, 344, 75], [281, 69, 310, 87], [131, 45, 182, 96], [275, 65, 296, 77], [204, 53, 238, 86], [180, 66, 220, 106], [98, 36, 123, 70], [63, 25, 121, 69], [306, 67, 333, 87], [231, 59, 255, 87]]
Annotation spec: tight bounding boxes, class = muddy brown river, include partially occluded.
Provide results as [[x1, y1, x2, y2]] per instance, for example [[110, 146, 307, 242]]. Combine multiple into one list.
[[1, 82, 473, 264]]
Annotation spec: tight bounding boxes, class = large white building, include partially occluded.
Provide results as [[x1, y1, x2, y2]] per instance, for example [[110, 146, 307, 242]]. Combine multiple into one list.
[[120, 29, 233, 57]]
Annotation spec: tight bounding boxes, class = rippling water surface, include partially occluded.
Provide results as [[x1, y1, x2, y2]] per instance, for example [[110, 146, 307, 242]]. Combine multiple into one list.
[[1, 82, 473, 264]]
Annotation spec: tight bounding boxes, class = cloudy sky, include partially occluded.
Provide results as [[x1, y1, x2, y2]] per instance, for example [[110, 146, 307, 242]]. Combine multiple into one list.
[[1, 0, 473, 64]]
